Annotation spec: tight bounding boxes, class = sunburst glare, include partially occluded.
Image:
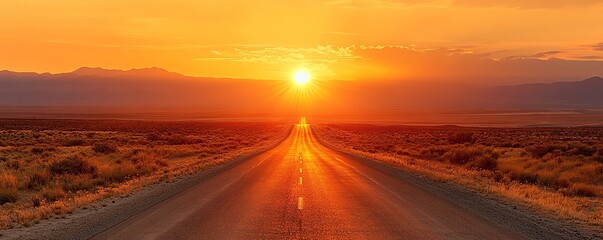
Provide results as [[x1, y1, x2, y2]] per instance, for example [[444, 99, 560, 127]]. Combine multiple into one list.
[[293, 70, 310, 85]]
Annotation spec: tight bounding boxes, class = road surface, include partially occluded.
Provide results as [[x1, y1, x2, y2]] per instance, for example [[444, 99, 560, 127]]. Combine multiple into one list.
[[92, 119, 526, 240]]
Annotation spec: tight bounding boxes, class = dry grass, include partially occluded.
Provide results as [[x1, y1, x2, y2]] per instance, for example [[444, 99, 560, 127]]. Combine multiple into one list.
[[0, 173, 19, 204], [313, 124, 603, 227], [0, 119, 289, 229]]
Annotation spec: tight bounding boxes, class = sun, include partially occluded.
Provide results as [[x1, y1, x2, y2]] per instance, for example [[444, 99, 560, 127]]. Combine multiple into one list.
[[293, 70, 311, 85]]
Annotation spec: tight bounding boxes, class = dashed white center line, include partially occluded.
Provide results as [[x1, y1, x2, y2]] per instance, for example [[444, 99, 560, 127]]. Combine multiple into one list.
[[298, 151, 304, 210], [297, 197, 304, 210]]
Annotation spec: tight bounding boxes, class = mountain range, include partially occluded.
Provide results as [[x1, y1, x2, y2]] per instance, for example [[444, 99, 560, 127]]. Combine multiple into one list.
[[0, 67, 602, 116]]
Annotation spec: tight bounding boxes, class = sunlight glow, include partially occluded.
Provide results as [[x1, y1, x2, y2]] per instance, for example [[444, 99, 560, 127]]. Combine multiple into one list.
[[293, 70, 311, 85], [277, 72, 335, 117]]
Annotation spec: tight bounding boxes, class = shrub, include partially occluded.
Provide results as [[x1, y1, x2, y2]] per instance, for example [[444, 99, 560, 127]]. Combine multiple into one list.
[[592, 155, 603, 163], [27, 170, 51, 190], [419, 146, 450, 160], [98, 163, 139, 182], [0, 188, 19, 204], [7, 160, 20, 170], [130, 152, 150, 164], [31, 147, 45, 154], [508, 170, 539, 184], [63, 139, 87, 147], [92, 143, 118, 154], [374, 144, 395, 153], [49, 156, 97, 175], [29, 195, 45, 207], [526, 144, 566, 158], [147, 133, 161, 141], [165, 135, 193, 145], [442, 146, 499, 170], [569, 144, 597, 156], [468, 155, 498, 170], [40, 186, 65, 202], [0, 173, 19, 204], [552, 178, 571, 189], [0, 173, 18, 189], [395, 149, 410, 156], [444, 148, 476, 165], [61, 174, 97, 192], [570, 183, 598, 197], [594, 147, 603, 163], [447, 131, 476, 144]]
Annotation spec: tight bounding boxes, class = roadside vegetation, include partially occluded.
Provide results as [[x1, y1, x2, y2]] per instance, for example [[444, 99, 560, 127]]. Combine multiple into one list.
[[313, 124, 603, 227], [0, 119, 288, 229]]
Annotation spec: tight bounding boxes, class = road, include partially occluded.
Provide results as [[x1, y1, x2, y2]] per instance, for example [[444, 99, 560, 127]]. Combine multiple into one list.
[[92, 118, 525, 240]]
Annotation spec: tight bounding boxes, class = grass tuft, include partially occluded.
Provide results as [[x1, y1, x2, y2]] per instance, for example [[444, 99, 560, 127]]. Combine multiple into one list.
[[0, 173, 19, 204], [49, 156, 97, 175], [92, 143, 118, 154], [448, 131, 476, 144], [63, 139, 87, 147]]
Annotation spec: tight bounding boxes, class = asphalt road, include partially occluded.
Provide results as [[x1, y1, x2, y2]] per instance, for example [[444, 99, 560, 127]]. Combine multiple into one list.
[[92, 119, 525, 240]]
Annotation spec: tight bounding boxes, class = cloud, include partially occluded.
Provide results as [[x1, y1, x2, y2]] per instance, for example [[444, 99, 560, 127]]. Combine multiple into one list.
[[576, 55, 603, 60], [529, 51, 563, 58], [197, 45, 358, 65], [322, 0, 355, 5], [324, 31, 365, 36], [352, 46, 603, 84], [498, 50, 564, 60], [594, 43, 603, 51], [379, 0, 603, 9], [451, 0, 603, 9]]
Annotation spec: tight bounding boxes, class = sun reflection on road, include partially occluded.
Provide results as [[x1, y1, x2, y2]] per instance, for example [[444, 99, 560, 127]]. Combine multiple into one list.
[[298, 117, 308, 126]]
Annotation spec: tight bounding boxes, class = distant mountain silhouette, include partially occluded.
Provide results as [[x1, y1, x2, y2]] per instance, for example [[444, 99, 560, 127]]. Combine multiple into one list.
[[0, 67, 602, 115], [0, 67, 288, 114], [71, 67, 185, 79], [343, 76, 603, 110], [481, 76, 603, 109]]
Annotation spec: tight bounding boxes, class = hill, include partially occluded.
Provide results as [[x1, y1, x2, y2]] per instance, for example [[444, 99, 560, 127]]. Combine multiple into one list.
[[1, 67, 602, 116]]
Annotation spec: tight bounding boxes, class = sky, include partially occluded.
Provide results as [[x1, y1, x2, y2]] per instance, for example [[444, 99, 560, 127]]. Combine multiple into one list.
[[2, 0, 603, 85]]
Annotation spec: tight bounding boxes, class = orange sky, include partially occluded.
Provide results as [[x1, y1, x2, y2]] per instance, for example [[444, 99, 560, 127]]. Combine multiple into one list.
[[2, 0, 603, 84]]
